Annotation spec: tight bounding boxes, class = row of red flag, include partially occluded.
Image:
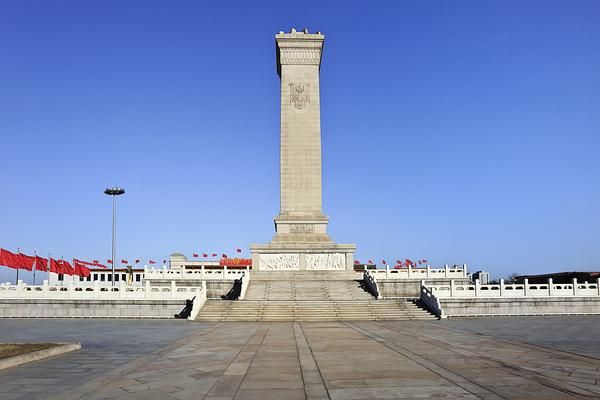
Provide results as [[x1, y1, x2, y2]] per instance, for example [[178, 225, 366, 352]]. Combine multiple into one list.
[[0, 248, 168, 277], [355, 259, 429, 267], [192, 249, 242, 259], [0, 249, 92, 277]]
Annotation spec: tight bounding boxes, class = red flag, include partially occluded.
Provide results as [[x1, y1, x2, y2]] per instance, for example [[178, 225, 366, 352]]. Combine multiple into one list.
[[422, 259, 428, 263], [418, 260, 422, 265], [121, 259, 129, 264], [149, 260, 156, 264], [222, 254, 227, 258], [73, 260, 91, 277], [74, 258, 99, 267], [354, 260, 360, 265], [405, 259, 413, 266], [382, 260, 386, 265], [107, 259, 113, 264], [202, 253, 207, 258], [35, 256, 48, 272], [62, 260, 75, 275], [162, 259, 166, 264], [135, 259, 140, 264], [368, 260, 373, 264], [93, 259, 99, 264], [396, 260, 401, 264], [211, 253, 217, 257], [49, 258, 65, 274], [236, 248, 242, 253], [0, 249, 34, 271], [193, 253, 199, 258]]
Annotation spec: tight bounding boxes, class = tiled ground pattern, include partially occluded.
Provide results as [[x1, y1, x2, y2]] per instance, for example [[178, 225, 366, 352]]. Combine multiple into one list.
[[0, 318, 599, 399]]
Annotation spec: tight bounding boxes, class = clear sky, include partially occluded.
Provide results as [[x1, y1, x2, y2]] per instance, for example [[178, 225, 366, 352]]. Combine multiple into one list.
[[1, 0, 599, 283]]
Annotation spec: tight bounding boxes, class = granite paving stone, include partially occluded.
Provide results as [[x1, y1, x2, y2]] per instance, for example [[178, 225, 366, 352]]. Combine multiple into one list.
[[1, 318, 600, 399]]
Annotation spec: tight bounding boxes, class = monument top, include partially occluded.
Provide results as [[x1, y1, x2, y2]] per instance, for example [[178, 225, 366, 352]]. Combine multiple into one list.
[[275, 28, 324, 76]]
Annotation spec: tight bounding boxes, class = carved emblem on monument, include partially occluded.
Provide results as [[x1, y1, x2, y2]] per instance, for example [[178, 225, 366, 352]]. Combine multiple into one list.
[[289, 83, 310, 110], [289, 224, 314, 233]]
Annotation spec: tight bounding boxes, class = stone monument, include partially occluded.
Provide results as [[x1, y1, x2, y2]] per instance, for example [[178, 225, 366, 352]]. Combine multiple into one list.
[[250, 29, 356, 271]]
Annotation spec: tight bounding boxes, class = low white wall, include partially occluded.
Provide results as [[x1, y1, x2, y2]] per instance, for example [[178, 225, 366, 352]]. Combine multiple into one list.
[[0, 280, 207, 319], [439, 297, 600, 317], [0, 299, 189, 318]]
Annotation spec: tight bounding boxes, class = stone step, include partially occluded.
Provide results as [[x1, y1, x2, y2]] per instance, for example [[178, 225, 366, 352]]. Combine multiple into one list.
[[197, 299, 436, 321]]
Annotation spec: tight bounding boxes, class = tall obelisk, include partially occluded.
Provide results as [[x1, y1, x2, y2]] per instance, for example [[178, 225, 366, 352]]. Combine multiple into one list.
[[251, 29, 356, 271]]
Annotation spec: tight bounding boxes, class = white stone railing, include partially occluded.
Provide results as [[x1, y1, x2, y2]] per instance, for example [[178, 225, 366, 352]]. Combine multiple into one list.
[[427, 278, 600, 298], [238, 274, 249, 300], [363, 270, 381, 299], [420, 285, 444, 318], [356, 264, 468, 280], [0, 280, 205, 301], [144, 266, 249, 280]]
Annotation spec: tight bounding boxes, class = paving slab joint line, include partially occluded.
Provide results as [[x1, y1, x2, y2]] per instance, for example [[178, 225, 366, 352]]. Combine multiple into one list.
[[48, 322, 223, 400], [344, 322, 507, 400], [295, 322, 332, 400], [217, 322, 272, 400], [376, 321, 600, 399]]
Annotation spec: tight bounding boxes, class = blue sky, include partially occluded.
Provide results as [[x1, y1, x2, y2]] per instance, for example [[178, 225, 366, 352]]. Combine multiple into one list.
[[1, 0, 599, 283]]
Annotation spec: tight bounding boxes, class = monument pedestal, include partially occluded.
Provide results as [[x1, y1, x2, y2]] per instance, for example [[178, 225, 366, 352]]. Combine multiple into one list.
[[250, 243, 356, 271]]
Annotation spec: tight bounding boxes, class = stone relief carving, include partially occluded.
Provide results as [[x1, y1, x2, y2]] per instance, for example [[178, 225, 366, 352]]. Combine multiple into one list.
[[289, 224, 314, 233], [260, 254, 300, 270], [280, 48, 321, 65], [289, 83, 310, 110], [306, 253, 345, 270]]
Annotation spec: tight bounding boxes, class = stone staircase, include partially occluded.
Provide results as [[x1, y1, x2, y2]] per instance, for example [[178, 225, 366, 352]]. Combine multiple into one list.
[[196, 299, 436, 321], [196, 273, 436, 321], [244, 279, 372, 301]]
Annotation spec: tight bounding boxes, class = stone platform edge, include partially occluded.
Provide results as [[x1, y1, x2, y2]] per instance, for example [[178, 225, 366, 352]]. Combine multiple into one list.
[[0, 342, 81, 371]]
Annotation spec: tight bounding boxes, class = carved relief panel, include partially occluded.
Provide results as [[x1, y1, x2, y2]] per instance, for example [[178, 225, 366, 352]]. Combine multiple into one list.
[[259, 254, 300, 270]]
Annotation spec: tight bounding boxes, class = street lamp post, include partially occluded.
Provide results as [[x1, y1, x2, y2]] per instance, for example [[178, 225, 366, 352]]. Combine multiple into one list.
[[104, 187, 125, 286]]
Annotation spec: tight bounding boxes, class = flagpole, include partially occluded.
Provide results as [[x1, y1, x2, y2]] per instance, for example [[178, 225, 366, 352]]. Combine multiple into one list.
[[33, 250, 37, 285], [16, 247, 20, 284]]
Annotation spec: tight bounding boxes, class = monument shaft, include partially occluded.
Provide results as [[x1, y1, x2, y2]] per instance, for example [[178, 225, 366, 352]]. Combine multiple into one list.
[[278, 36, 323, 217]]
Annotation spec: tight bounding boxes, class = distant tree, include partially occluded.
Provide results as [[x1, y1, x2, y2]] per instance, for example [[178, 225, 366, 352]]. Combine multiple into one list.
[[506, 273, 519, 283]]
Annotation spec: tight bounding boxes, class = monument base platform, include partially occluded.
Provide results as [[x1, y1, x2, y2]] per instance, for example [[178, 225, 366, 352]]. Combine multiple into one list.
[[250, 243, 356, 271]]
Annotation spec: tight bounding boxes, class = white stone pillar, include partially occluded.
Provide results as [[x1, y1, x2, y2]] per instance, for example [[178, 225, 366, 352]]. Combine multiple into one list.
[[463, 264, 468, 277], [386, 264, 390, 278], [573, 278, 578, 296], [426, 265, 431, 278], [450, 279, 455, 297], [408, 265, 412, 278], [597, 277, 600, 296], [475, 279, 480, 297], [548, 278, 553, 296], [171, 280, 177, 299], [499, 279, 505, 297], [201, 265, 205, 279], [523, 279, 529, 297], [444, 264, 449, 278]]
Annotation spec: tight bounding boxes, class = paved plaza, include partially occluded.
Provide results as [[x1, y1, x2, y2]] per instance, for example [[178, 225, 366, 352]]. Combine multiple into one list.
[[1, 318, 600, 399]]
